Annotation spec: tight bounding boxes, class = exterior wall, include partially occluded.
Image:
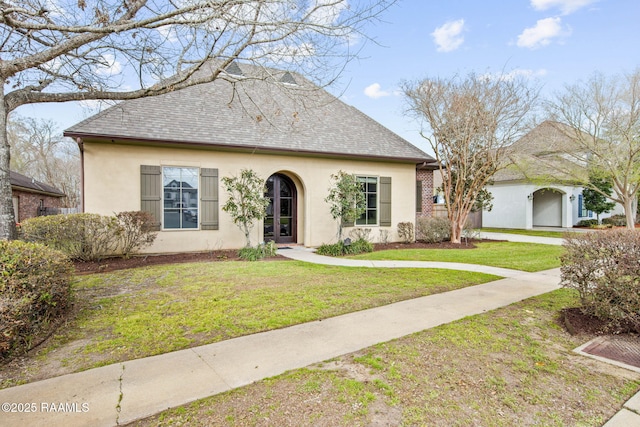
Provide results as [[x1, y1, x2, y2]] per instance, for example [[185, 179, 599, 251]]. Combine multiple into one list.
[[482, 183, 535, 229], [416, 169, 434, 219], [484, 182, 623, 229], [83, 142, 418, 253], [11, 190, 63, 223]]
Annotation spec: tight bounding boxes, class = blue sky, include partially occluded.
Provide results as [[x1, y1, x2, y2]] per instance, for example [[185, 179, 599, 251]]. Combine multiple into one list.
[[17, 0, 640, 155]]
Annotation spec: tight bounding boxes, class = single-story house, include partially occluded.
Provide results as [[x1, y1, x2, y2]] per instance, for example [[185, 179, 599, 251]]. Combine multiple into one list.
[[64, 62, 437, 252], [11, 171, 66, 222], [482, 121, 622, 229]]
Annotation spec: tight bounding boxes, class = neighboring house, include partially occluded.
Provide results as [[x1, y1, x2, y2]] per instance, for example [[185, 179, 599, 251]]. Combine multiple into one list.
[[10, 171, 66, 222], [64, 62, 437, 252], [482, 121, 621, 229]]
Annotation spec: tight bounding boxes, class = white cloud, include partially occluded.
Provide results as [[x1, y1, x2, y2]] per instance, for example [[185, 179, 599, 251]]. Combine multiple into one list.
[[306, 0, 349, 26], [530, 0, 597, 15], [431, 19, 465, 53], [364, 83, 390, 99], [517, 17, 570, 49], [482, 68, 548, 81], [95, 54, 122, 76]]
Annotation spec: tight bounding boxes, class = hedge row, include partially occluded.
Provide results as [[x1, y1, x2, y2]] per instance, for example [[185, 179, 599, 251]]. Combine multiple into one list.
[[20, 211, 157, 261], [1, 241, 74, 359]]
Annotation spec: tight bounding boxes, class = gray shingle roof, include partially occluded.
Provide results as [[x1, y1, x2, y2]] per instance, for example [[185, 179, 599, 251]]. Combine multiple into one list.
[[64, 62, 434, 164], [10, 171, 65, 197], [493, 121, 584, 183]]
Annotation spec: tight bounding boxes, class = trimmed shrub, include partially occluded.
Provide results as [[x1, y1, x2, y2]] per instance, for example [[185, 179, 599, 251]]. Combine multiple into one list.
[[576, 219, 598, 227], [397, 222, 415, 243], [115, 211, 158, 258], [602, 214, 627, 227], [416, 216, 451, 243], [0, 241, 73, 359], [316, 238, 373, 256], [561, 230, 640, 332], [20, 211, 158, 261], [316, 242, 345, 257], [20, 213, 121, 261]]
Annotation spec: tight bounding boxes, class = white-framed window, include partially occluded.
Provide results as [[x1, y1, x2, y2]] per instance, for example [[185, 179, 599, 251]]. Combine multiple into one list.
[[356, 175, 378, 226], [162, 166, 199, 229]]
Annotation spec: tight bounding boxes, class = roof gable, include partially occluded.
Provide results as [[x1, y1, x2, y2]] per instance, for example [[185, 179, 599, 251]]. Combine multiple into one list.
[[65, 62, 434, 164]]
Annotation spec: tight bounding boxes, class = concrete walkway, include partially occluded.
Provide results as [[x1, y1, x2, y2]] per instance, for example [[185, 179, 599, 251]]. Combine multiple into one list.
[[0, 242, 635, 427], [479, 231, 565, 245]]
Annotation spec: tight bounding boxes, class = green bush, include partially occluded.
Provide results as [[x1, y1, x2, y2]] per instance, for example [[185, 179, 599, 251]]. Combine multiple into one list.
[[238, 241, 278, 261], [20, 212, 158, 261], [561, 230, 640, 332], [416, 216, 451, 243], [0, 241, 73, 359], [345, 238, 373, 254], [576, 219, 598, 227], [316, 242, 345, 256], [602, 214, 627, 227], [20, 213, 120, 261], [316, 238, 373, 256]]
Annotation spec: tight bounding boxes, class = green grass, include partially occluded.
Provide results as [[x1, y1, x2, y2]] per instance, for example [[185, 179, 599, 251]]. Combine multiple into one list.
[[56, 261, 498, 370], [131, 289, 640, 427], [482, 227, 576, 238], [350, 242, 564, 272]]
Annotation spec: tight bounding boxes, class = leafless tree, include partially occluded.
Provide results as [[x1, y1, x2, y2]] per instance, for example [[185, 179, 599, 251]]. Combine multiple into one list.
[[0, 0, 395, 239], [9, 114, 81, 208], [404, 72, 539, 243], [545, 70, 640, 229]]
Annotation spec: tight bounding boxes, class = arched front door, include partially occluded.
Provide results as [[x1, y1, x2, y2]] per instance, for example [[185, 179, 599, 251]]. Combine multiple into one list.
[[264, 174, 297, 244]]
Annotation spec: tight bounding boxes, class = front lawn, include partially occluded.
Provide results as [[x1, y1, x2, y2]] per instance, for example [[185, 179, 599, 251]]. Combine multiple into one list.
[[2, 261, 498, 387], [351, 242, 564, 272], [130, 289, 640, 427]]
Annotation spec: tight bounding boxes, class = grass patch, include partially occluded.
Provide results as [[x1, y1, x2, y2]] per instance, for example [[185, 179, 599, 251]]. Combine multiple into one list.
[[351, 242, 564, 272], [130, 289, 640, 427], [28, 261, 497, 375], [482, 227, 576, 238]]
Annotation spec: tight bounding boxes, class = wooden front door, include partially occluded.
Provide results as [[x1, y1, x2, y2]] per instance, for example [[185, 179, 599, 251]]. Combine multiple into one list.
[[264, 174, 297, 244]]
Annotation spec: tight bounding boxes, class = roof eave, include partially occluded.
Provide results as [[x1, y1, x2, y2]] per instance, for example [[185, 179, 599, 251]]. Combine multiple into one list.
[[65, 131, 436, 164]]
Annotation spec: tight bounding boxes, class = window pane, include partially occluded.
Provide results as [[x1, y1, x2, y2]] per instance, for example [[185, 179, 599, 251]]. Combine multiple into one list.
[[280, 199, 291, 216], [280, 218, 291, 236], [264, 217, 274, 238], [162, 167, 199, 230], [280, 180, 291, 197]]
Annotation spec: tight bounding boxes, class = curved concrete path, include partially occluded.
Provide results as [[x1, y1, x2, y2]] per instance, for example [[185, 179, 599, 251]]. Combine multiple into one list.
[[2, 241, 631, 427]]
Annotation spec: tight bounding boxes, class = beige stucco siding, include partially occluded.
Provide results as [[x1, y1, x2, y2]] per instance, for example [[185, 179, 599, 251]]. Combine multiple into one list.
[[83, 141, 417, 252]]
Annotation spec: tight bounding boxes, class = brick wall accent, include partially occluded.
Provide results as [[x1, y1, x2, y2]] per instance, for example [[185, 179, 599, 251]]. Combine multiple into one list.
[[416, 169, 434, 220], [12, 190, 63, 223]]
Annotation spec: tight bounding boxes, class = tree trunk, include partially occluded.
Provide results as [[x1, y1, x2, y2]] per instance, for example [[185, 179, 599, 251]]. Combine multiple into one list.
[[624, 197, 636, 229], [0, 87, 17, 240], [450, 215, 465, 244]]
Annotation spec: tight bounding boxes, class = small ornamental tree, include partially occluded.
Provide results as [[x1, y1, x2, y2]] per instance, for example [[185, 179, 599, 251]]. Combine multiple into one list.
[[222, 169, 270, 247], [583, 175, 616, 224], [325, 171, 366, 240]]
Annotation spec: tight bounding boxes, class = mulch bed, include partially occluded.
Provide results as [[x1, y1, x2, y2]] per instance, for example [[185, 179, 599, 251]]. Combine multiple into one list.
[[72, 239, 485, 275]]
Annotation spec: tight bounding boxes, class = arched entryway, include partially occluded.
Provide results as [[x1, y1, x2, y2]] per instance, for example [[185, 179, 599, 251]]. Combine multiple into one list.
[[532, 188, 563, 227], [264, 173, 297, 244]]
